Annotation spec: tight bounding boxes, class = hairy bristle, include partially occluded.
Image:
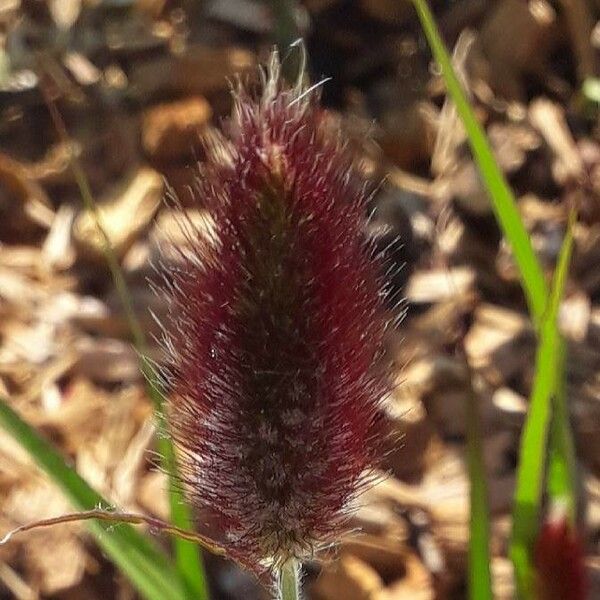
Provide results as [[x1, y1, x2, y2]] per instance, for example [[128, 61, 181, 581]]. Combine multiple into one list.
[[159, 56, 391, 571]]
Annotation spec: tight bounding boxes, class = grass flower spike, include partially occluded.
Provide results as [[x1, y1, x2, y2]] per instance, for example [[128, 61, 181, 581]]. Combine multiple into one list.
[[160, 55, 391, 587]]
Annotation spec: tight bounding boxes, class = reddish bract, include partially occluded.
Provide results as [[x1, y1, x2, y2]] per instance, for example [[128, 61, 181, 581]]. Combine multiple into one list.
[[534, 515, 587, 600]]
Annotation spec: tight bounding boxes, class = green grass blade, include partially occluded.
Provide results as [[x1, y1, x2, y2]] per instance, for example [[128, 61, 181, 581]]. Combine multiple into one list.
[[545, 210, 577, 520], [466, 380, 493, 599], [509, 326, 557, 598], [0, 398, 189, 600], [411, 4, 497, 597], [412, 4, 578, 598], [546, 339, 577, 531], [76, 175, 207, 600], [547, 341, 577, 524], [546, 212, 578, 525], [412, 0, 549, 324], [155, 406, 211, 599], [509, 211, 575, 598], [41, 89, 208, 598]]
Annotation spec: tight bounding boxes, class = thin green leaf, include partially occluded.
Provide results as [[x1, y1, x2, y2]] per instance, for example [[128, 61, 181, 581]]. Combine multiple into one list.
[[546, 342, 577, 524], [410, 4, 499, 598], [546, 209, 578, 522], [157, 419, 211, 599], [411, 5, 580, 598], [0, 398, 189, 600], [465, 379, 493, 599], [546, 211, 578, 525], [40, 78, 208, 598], [412, 0, 548, 324], [411, 4, 579, 599], [509, 210, 575, 598]]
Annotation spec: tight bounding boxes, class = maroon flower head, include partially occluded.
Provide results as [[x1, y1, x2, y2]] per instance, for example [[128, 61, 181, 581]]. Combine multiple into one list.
[[160, 56, 391, 571], [534, 504, 587, 600]]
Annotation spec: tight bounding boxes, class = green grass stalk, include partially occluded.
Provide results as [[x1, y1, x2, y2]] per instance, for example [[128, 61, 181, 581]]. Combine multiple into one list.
[[41, 83, 208, 599], [510, 210, 575, 597], [278, 558, 301, 600], [412, 0, 548, 322], [411, 2, 578, 598], [466, 377, 493, 599], [0, 399, 189, 600]]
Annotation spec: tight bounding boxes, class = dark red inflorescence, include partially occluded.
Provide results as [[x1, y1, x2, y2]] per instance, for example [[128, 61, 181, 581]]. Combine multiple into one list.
[[160, 58, 391, 572], [534, 510, 588, 600]]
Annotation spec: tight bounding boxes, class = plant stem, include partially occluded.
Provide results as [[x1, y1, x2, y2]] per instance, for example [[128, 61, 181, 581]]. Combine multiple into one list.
[[465, 372, 493, 599], [278, 558, 300, 600], [38, 72, 208, 598], [412, 0, 548, 322]]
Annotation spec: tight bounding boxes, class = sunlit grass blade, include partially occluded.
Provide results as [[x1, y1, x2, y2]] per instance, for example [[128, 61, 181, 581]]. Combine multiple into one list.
[[0, 398, 189, 600], [412, 0, 548, 324], [411, 4, 579, 599], [40, 75, 208, 598], [411, 3, 498, 597], [509, 210, 575, 598]]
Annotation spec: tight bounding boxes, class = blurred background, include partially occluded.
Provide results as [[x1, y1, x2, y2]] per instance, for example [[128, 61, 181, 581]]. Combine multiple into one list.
[[0, 0, 599, 598]]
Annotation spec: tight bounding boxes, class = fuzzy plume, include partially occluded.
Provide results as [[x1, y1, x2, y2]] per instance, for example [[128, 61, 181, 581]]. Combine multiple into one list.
[[159, 56, 391, 572]]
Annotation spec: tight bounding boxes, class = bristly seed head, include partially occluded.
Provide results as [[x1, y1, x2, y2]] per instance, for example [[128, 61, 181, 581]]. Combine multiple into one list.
[[159, 54, 392, 573]]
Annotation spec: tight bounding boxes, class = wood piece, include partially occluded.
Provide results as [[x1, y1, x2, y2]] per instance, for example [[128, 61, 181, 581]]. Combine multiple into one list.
[[465, 306, 534, 388], [492, 387, 527, 426], [130, 46, 255, 100], [137, 471, 170, 521], [491, 557, 515, 599], [41, 204, 76, 271], [0, 561, 37, 600], [451, 123, 539, 216], [63, 52, 101, 86], [385, 552, 435, 599], [359, 0, 412, 24], [559, 291, 591, 342], [557, 0, 597, 81], [5, 483, 86, 595], [48, 0, 81, 30], [477, 0, 558, 100], [383, 388, 439, 479], [529, 98, 585, 184], [0, 152, 54, 237], [341, 537, 408, 582], [430, 31, 474, 178], [142, 96, 212, 162], [405, 267, 475, 304], [313, 554, 384, 600], [74, 337, 142, 383], [377, 101, 433, 170], [73, 167, 162, 260], [149, 208, 215, 263]]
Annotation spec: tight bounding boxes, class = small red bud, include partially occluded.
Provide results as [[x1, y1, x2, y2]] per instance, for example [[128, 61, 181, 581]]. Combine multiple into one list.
[[160, 56, 391, 572], [534, 505, 587, 600]]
